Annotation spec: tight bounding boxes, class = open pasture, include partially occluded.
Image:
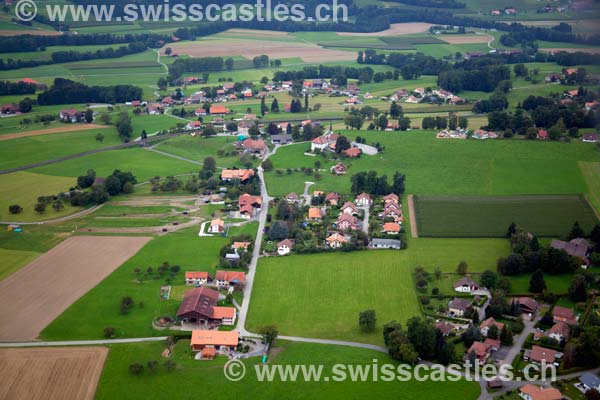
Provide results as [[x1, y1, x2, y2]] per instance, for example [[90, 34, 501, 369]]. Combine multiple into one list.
[[414, 194, 598, 238]]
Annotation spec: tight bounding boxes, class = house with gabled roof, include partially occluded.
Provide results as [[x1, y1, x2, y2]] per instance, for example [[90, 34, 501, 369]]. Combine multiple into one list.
[[326, 232, 349, 248], [277, 239, 294, 256], [547, 322, 570, 342], [524, 345, 562, 365], [190, 330, 239, 352], [208, 218, 224, 234], [480, 317, 505, 337], [325, 192, 340, 206], [185, 271, 212, 286], [518, 384, 562, 400], [215, 270, 246, 289], [221, 169, 255, 183], [454, 277, 480, 293], [448, 298, 472, 317], [355, 193, 372, 207], [341, 202, 358, 216], [552, 305, 578, 326], [337, 213, 360, 231]]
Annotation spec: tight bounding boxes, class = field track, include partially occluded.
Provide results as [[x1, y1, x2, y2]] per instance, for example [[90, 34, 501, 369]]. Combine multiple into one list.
[[0, 347, 107, 400], [0, 124, 111, 142], [0, 236, 151, 341], [407, 194, 418, 238]]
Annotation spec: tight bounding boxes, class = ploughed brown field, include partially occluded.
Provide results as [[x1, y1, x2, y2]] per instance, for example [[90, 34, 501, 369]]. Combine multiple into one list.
[[0, 236, 151, 342], [337, 22, 433, 36], [167, 40, 357, 62], [0, 347, 107, 400], [0, 124, 111, 142]]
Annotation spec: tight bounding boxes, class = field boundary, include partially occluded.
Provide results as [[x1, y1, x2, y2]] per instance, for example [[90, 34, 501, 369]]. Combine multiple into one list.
[[407, 194, 419, 238]]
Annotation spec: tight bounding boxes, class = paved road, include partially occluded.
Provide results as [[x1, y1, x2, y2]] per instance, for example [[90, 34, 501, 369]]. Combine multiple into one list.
[[235, 146, 278, 337], [359, 205, 370, 235], [0, 337, 168, 348], [302, 181, 314, 205]]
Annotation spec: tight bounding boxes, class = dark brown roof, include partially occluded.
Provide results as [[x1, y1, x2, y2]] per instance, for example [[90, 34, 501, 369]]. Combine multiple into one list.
[[449, 298, 472, 311], [550, 238, 591, 260], [177, 287, 219, 318]]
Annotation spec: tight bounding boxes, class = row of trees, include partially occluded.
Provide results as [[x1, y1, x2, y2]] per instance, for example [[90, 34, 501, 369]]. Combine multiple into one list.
[[350, 171, 405, 196], [0, 80, 36, 95], [37, 78, 142, 106]]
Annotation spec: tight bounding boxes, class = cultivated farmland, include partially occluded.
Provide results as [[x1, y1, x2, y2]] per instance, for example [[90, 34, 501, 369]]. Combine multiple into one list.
[[0, 235, 151, 341], [414, 194, 599, 237], [0, 347, 108, 400]]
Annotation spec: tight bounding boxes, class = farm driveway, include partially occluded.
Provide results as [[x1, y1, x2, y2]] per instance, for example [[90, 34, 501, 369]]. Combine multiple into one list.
[[0, 236, 151, 342]]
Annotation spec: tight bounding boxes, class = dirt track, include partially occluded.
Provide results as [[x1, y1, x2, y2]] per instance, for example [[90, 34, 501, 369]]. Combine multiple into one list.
[[407, 194, 418, 238], [0, 347, 107, 400], [0, 124, 110, 142], [0, 236, 151, 342]]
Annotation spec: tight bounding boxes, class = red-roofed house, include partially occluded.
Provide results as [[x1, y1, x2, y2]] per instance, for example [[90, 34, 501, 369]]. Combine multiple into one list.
[[382, 222, 401, 235], [480, 317, 505, 337], [355, 193, 372, 207], [519, 384, 562, 400], [185, 271, 212, 285], [344, 147, 362, 158], [177, 287, 236, 326], [277, 239, 294, 256], [524, 345, 562, 365], [552, 306, 578, 326], [547, 322, 570, 342], [190, 330, 239, 352], [325, 192, 340, 206], [240, 138, 267, 156], [537, 129, 548, 140], [337, 213, 360, 231], [215, 270, 246, 289], [210, 105, 230, 115]]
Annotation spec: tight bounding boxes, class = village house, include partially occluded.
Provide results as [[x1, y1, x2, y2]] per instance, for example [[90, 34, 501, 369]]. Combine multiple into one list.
[[472, 129, 498, 140], [524, 345, 562, 365], [239, 193, 262, 218], [237, 121, 255, 136], [231, 241, 251, 252], [579, 373, 600, 393], [552, 305, 578, 326], [512, 297, 539, 316], [148, 104, 162, 115], [370, 238, 402, 250], [435, 321, 457, 336], [221, 169, 255, 183], [550, 238, 592, 267], [326, 232, 349, 248], [537, 129, 549, 140], [355, 193, 372, 207], [311, 132, 339, 152], [240, 138, 267, 157], [448, 298, 472, 317], [466, 339, 499, 364], [277, 239, 294, 256], [341, 202, 359, 216], [190, 330, 239, 353], [453, 277, 480, 293], [383, 193, 399, 204], [547, 322, 570, 342], [382, 222, 401, 235], [518, 384, 562, 400], [185, 271, 212, 286], [59, 109, 83, 123], [210, 105, 230, 115], [583, 133, 600, 143], [1, 104, 18, 115], [285, 192, 299, 204], [308, 207, 324, 221], [215, 270, 246, 290], [208, 218, 225, 234], [186, 121, 202, 131], [331, 162, 348, 175], [325, 192, 340, 206], [480, 317, 505, 337], [177, 287, 237, 326], [337, 213, 360, 231]]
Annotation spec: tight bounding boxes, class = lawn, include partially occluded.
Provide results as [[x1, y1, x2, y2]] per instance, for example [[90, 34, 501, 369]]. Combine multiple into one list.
[[264, 131, 600, 197], [40, 226, 241, 340], [414, 194, 598, 238], [95, 340, 481, 400], [0, 171, 83, 222], [247, 238, 509, 345], [509, 273, 572, 295]]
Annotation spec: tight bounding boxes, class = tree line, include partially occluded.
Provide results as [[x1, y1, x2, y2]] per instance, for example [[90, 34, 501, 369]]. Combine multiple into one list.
[[0, 80, 36, 95], [37, 78, 142, 105]]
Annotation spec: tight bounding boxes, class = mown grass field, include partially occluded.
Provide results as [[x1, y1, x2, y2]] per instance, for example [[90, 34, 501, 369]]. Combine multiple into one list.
[[264, 131, 600, 197], [96, 340, 481, 400], [247, 237, 509, 345], [41, 223, 257, 340], [414, 194, 598, 238], [0, 127, 121, 171], [30, 147, 199, 182], [0, 171, 83, 222]]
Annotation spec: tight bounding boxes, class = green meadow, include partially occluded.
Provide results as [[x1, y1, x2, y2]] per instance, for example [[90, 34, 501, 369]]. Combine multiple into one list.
[[264, 131, 600, 197], [96, 340, 481, 400], [247, 237, 510, 345]]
